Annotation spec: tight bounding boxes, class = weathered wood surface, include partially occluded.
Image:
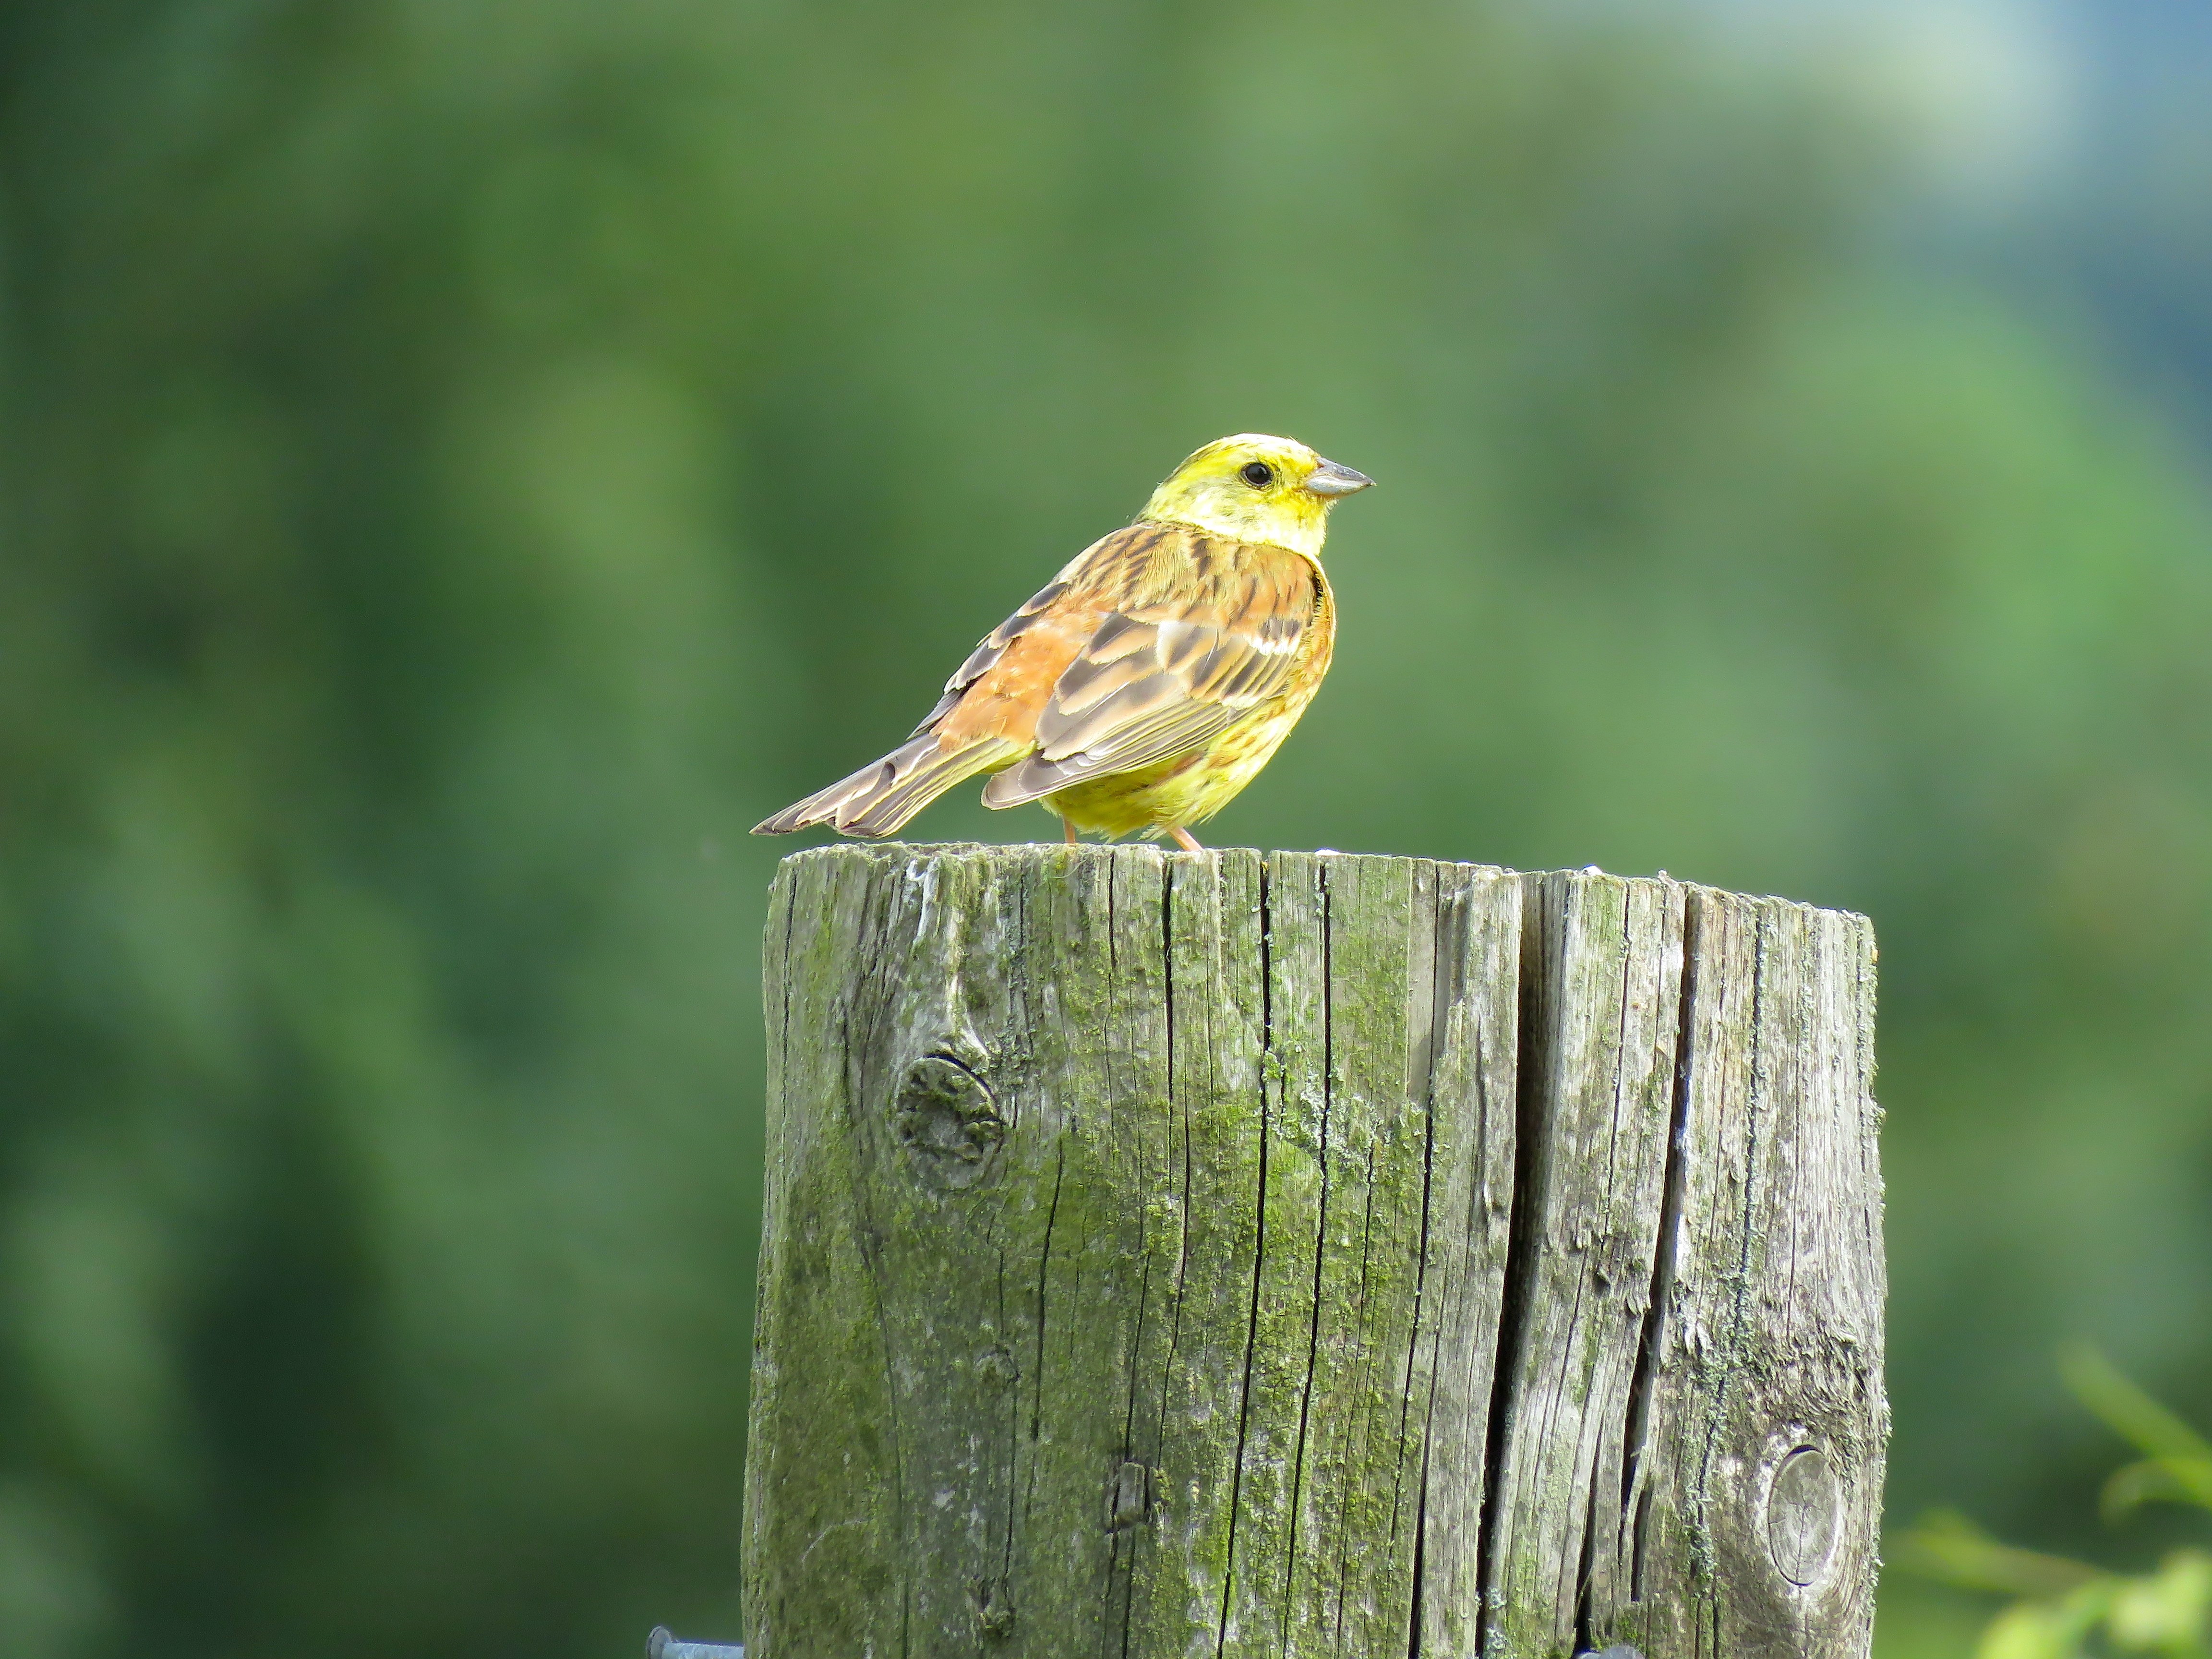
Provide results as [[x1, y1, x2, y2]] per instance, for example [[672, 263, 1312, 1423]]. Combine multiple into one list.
[[744, 845, 1884, 1659]]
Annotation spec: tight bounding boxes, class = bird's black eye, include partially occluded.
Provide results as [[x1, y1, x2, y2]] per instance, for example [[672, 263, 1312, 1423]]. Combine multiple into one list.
[[1240, 461, 1274, 488]]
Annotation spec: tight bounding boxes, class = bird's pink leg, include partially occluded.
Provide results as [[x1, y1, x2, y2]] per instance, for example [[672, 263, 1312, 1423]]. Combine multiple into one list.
[[1169, 826, 1203, 853], [1063, 817, 1079, 846]]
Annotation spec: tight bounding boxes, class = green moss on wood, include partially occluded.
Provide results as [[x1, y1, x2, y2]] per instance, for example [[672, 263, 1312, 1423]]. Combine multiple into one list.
[[744, 847, 1884, 1659]]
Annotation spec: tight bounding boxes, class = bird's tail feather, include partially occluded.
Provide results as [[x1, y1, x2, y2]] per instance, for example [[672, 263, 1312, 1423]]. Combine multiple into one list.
[[753, 736, 1021, 838]]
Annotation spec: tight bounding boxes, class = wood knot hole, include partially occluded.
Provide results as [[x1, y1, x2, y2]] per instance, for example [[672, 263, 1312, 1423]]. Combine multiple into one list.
[[969, 1576, 1015, 1640], [1764, 1445, 1842, 1587], [893, 1055, 1003, 1188], [976, 1346, 1019, 1390], [1106, 1460, 1153, 1533]]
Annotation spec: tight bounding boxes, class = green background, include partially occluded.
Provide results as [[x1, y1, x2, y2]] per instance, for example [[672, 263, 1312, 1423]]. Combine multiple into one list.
[[4, 2, 2210, 1655]]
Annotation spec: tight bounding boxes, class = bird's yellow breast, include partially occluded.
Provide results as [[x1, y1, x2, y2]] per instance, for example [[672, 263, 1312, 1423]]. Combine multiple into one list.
[[1044, 565, 1334, 840]]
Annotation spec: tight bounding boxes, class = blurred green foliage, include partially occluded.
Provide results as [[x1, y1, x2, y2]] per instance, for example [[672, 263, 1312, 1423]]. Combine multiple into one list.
[[1899, 1351, 2212, 1659], [3, 2, 2212, 1657]]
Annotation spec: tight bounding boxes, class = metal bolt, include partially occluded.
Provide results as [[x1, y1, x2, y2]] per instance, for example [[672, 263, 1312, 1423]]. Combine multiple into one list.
[[647, 1627, 746, 1659]]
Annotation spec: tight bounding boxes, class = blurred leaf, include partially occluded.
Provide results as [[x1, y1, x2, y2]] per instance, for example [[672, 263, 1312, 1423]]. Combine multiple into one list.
[[1897, 1510, 2106, 1599], [2066, 1345, 2212, 1478], [2107, 1553, 2212, 1655], [2104, 1460, 2212, 1525], [1978, 1590, 2116, 1659]]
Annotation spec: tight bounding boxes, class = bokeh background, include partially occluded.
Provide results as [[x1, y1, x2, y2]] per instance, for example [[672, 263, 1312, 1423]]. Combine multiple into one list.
[[4, 0, 2212, 1655]]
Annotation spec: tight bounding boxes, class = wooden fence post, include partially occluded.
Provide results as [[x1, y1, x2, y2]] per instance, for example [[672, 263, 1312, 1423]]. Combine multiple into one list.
[[744, 845, 1884, 1659]]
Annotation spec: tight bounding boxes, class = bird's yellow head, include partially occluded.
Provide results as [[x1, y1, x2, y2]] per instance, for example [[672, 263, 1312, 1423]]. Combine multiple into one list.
[[1138, 433, 1373, 560]]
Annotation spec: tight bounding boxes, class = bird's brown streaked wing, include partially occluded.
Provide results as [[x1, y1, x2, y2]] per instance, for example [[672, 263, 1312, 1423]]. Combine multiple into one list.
[[916, 522, 1195, 738], [981, 567, 1318, 810], [753, 554, 1109, 838], [909, 579, 1072, 736]]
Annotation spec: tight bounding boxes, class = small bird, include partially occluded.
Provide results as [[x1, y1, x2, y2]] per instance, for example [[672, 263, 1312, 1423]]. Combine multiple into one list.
[[753, 433, 1373, 851]]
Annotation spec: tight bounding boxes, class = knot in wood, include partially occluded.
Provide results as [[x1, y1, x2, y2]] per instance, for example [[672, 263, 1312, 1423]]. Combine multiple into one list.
[[969, 1576, 1015, 1640], [1764, 1445, 1843, 1588], [1106, 1460, 1154, 1533], [975, 1346, 1019, 1390], [893, 1055, 1004, 1188]]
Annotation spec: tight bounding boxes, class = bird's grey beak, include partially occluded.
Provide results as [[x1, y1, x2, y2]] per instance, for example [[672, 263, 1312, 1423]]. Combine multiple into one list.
[[1304, 458, 1374, 498]]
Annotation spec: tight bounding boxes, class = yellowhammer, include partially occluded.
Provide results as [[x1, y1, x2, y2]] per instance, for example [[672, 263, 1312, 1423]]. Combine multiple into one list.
[[753, 433, 1372, 851]]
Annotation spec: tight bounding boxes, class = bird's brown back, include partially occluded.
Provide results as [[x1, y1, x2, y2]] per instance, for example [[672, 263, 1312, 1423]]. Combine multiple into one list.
[[932, 522, 1328, 763]]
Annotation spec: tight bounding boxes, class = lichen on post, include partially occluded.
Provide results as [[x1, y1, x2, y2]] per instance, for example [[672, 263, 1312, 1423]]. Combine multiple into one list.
[[744, 844, 1884, 1659]]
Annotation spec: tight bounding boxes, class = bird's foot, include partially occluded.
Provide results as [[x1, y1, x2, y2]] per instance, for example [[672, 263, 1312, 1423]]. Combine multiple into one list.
[[1168, 826, 1203, 853]]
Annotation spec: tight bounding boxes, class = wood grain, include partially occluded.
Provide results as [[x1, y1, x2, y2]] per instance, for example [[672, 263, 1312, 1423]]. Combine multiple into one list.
[[745, 846, 1883, 1659]]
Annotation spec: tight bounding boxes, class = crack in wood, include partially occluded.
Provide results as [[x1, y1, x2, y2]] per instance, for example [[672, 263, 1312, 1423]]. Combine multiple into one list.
[[1619, 887, 1701, 1614], [1476, 876, 1552, 1656], [1280, 860, 1333, 1644], [1214, 858, 1270, 1659]]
